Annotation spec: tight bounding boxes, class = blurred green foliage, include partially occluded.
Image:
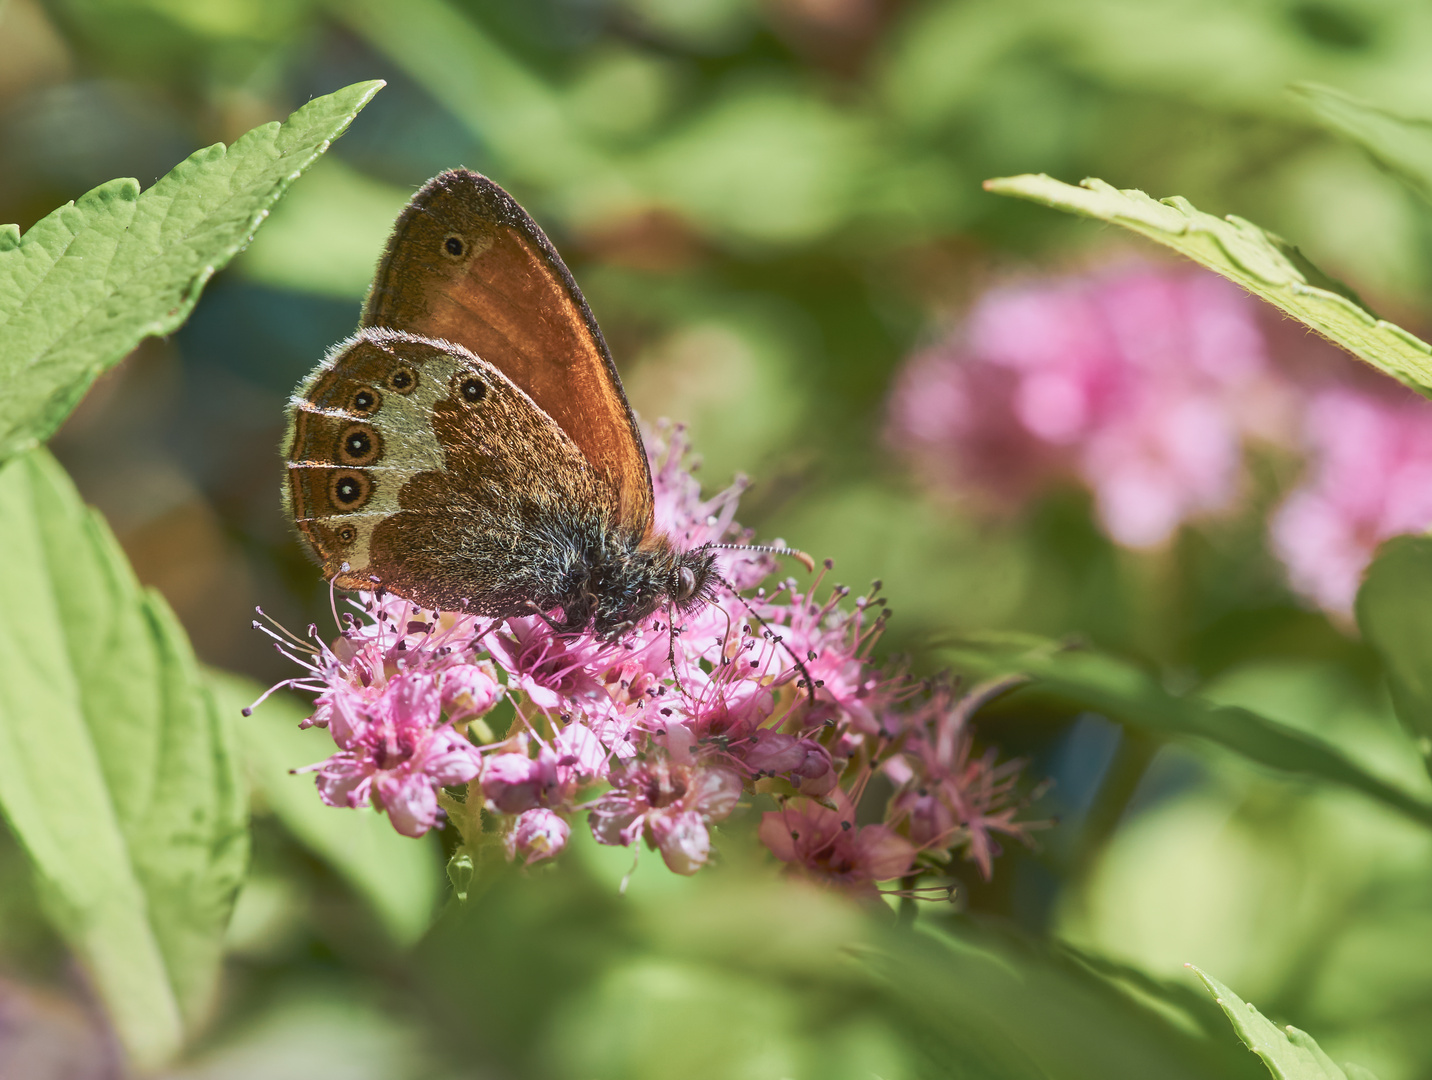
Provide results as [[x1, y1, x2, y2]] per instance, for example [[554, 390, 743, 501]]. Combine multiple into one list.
[[8, 0, 1432, 1076]]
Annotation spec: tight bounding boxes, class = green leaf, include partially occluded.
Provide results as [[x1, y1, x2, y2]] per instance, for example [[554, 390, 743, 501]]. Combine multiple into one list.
[[208, 671, 440, 946], [1295, 83, 1432, 209], [941, 634, 1432, 828], [1191, 966, 1379, 1080], [0, 449, 248, 1068], [982, 173, 1432, 397], [0, 79, 383, 466], [855, 922, 1268, 1080], [1355, 536, 1432, 765]]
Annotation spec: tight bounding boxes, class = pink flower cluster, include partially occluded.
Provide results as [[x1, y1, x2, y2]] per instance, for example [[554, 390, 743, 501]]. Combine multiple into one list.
[[258, 424, 1041, 895], [887, 265, 1282, 547], [1271, 383, 1432, 616], [886, 262, 1432, 618]]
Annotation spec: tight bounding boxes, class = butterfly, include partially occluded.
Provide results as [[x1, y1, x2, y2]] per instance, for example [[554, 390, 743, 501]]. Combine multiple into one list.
[[281, 169, 726, 636]]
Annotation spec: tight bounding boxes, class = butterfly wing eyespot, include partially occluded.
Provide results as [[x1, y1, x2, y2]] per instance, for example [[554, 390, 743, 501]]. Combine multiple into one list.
[[328, 470, 373, 510], [388, 366, 418, 393], [351, 387, 381, 414], [458, 373, 487, 404], [337, 526, 357, 544], [338, 423, 382, 466], [442, 234, 467, 259]]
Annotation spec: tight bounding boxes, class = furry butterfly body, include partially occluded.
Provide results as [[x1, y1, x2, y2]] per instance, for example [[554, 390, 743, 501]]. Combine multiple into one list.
[[283, 171, 715, 634]]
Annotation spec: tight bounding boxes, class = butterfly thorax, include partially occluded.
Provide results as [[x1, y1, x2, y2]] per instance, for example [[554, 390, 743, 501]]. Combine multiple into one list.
[[518, 518, 718, 637]]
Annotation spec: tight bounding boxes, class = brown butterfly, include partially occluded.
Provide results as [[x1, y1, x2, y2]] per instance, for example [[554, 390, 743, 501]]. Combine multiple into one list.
[[282, 170, 723, 635]]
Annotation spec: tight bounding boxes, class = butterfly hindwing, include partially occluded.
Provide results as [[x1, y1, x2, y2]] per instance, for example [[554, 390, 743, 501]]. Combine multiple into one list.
[[284, 327, 614, 615]]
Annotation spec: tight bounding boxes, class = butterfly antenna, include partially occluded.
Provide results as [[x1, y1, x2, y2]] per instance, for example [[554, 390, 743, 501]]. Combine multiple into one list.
[[710, 571, 819, 706], [706, 543, 816, 573]]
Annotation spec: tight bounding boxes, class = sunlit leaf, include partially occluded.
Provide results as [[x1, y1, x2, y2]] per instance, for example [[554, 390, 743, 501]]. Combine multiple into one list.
[[1356, 536, 1432, 769], [0, 449, 247, 1068], [1294, 82, 1432, 208], [941, 634, 1432, 828], [1191, 966, 1380, 1079], [0, 79, 383, 465], [982, 173, 1432, 396], [209, 671, 440, 946]]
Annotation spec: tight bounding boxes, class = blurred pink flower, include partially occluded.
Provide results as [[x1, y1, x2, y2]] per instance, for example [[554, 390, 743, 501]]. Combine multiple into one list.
[[759, 792, 916, 893], [887, 266, 1281, 547], [1271, 384, 1432, 615], [883, 678, 1040, 879]]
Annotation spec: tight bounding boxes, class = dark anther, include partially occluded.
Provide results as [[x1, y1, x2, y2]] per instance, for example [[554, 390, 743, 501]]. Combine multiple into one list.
[[444, 235, 465, 257], [840, 820, 851, 831], [824, 558, 834, 570], [461, 376, 486, 403]]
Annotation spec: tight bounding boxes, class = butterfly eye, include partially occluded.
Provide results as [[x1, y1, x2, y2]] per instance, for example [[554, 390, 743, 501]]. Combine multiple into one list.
[[338, 423, 381, 466], [677, 566, 697, 601], [459, 376, 486, 403], [329, 470, 372, 510], [443, 234, 466, 258], [351, 387, 380, 414], [388, 367, 417, 393]]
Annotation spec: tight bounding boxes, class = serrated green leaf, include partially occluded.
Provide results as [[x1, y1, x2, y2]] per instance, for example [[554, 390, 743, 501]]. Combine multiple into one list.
[[1191, 966, 1379, 1080], [982, 173, 1432, 396], [208, 671, 440, 946], [1355, 536, 1432, 768], [0, 79, 383, 465], [941, 634, 1432, 828], [1295, 83, 1432, 209], [0, 449, 248, 1068]]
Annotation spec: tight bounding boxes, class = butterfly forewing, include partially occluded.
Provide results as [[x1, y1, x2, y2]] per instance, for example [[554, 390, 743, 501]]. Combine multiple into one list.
[[361, 170, 654, 535]]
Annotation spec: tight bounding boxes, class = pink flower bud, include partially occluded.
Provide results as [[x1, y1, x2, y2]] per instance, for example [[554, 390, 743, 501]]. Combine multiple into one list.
[[480, 753, 550, 813], [508, 809, 570, 865], [441, 662, 502, 717]]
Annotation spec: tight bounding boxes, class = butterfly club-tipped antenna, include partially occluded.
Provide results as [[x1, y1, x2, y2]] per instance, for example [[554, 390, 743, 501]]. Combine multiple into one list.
[[705, 542, 817, 573]]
